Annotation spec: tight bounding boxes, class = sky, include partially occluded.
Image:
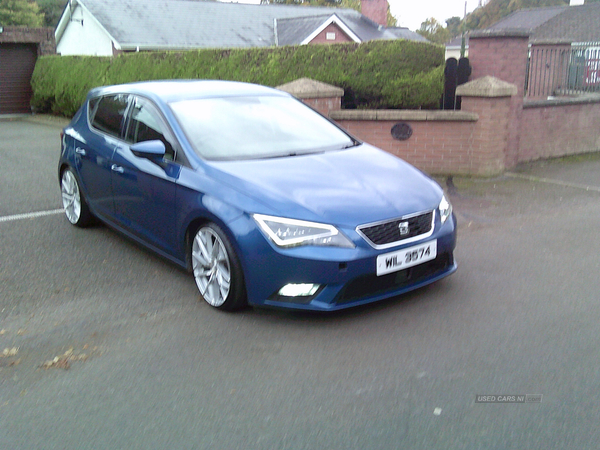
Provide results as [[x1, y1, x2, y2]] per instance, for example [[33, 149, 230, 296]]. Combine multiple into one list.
[[221, 0, 482, 32], [389, 0, 480, 31]]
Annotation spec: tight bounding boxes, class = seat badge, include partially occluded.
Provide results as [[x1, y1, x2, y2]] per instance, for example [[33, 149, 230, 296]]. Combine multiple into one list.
[[398, 221, 409, 236]]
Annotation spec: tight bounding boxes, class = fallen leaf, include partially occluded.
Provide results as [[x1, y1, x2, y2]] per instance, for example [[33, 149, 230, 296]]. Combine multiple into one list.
[[40, 347, 98, 370], [1, 348, 18, 357], [42, 356, 70, 370]]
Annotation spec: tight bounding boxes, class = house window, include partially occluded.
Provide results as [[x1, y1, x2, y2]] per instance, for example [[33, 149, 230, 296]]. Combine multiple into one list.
[[326, 32, 336, 41]]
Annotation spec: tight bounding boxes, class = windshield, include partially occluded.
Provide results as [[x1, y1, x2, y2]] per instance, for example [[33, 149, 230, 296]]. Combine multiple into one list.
[[169, 95, 355, 160]]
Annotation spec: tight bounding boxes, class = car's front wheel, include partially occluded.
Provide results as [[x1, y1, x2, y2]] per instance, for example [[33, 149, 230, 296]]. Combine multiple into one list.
[[191, 223, 246, 311], [60, 168, 94, 227]]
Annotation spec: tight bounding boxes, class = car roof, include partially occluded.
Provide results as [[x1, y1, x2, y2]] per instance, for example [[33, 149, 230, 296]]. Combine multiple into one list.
[[88, 79, 289, 103]]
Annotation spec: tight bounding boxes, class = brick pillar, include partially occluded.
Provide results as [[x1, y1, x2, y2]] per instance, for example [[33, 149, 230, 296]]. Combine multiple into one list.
[[361, 0, 388, 27], [468, 31, 529, 168], [276, 78, 343, 117], [457, 76, 518, 176]]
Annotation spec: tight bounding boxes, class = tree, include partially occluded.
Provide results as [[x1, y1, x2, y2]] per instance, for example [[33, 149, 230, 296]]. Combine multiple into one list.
[[0, 0, 44, 26], [445, 16, 462, 39], [416, 17, 451, 44], [338, 0, 360, 10], [36, 0, 67, 27], [386, 7, 397, 27]]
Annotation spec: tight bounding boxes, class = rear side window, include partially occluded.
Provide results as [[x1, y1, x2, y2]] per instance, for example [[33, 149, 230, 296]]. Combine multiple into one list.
[[90, 94, 130, 138]]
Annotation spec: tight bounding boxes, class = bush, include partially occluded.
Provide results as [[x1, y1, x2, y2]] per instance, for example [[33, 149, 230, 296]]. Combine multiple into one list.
[[31, 40, 444, 116]]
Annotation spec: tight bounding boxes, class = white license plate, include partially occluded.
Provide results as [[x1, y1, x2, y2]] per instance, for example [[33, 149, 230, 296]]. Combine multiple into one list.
[[376, 240, 437, 276]]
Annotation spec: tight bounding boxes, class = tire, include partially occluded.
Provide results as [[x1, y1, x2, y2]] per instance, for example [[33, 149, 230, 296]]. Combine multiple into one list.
[[60, 167, 94, 227], [191, 223, 247, 311]]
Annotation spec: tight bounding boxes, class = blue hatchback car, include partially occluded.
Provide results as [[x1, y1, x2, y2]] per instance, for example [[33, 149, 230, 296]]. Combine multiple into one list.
[[59, 80, 457, 311]]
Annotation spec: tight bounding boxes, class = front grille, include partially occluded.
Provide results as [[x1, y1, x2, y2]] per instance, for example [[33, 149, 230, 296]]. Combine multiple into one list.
[[336, 253, 452, 304], [357, 211, 434, 248]]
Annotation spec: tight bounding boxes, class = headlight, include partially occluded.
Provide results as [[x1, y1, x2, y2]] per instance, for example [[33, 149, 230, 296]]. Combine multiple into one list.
[[253, 214, 355, 248], [439, 195, 453, 225]]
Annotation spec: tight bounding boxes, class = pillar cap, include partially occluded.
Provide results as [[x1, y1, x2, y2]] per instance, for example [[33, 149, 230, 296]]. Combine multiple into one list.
[[276, 78, 344, 99], [456, 76, 518, 98]]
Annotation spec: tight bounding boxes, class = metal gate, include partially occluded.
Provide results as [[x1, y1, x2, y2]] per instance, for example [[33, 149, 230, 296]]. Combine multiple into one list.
[[525, 43, 600, 98], [0, 44, 38, 114]]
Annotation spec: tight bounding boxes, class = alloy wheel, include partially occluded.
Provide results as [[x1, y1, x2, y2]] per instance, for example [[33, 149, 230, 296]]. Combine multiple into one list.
[[61, 170, 82, 224], [192, 227, 232, 307]]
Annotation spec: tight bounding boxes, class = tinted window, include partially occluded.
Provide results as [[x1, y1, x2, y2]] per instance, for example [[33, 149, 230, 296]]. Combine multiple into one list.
[[88, 97, 99, 123], [91, 94, 130, 138], [126, 97, 176, 161], [170, 96, 354, 161]]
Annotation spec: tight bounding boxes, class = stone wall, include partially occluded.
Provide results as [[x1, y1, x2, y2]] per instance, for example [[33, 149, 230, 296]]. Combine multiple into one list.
[[468, 31, 600, 167], [0, 27, 56, 55], [277, 31, 600, 176], [520, 96, 600, 161], [331, 78, 514, 176]]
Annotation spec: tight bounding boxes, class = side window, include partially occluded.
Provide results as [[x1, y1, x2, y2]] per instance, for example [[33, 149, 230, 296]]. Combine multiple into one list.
[[125, 97, 176, 161], [88, 97, 99, 123], [91, 94, 130, 138]]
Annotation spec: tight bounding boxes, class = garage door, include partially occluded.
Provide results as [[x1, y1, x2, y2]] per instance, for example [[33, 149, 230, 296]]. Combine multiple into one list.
[[0, 44, 38, 114]]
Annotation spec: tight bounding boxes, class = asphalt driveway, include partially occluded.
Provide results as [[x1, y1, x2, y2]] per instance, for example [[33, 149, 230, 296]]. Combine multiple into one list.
[[1, 117, 600, 449]]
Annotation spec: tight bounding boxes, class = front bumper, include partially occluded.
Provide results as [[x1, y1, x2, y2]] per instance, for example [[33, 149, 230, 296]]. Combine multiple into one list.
[[230, 213, 458, 312]]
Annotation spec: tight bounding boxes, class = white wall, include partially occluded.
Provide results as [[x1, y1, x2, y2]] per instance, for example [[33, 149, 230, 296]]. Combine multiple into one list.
[[57, 5, 114, 56], [445, 47, 468, 61]]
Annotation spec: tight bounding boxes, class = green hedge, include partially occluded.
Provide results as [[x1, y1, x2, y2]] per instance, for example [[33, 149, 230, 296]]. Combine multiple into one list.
[[31, 40, 444, 117]]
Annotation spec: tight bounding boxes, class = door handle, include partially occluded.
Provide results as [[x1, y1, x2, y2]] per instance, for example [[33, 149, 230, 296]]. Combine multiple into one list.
[[111, 164, 124, 174], [75, 147, 86, 156]]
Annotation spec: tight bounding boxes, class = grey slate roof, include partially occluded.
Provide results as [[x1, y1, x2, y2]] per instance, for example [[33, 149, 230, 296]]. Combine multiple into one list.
[[530, 3, 600, 43], [385, 27, 429, 42], [72, 0, 424, 50], [277, 15, 335, 46], [487, 3, 600, 44], [487, 5, 567, 32], [446, 34, 468, 49], [276, 12, 425, 46]]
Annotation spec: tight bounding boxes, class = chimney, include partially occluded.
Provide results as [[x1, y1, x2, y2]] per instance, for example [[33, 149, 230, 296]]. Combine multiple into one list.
[[361, 0, 388, 27]]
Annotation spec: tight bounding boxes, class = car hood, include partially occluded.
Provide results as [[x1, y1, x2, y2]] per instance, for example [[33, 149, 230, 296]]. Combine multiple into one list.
[[208, 144, 443, 227]]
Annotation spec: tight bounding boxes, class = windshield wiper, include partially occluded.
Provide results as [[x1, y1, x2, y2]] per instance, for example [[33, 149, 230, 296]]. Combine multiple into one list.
[[341, 140, 361, 149]]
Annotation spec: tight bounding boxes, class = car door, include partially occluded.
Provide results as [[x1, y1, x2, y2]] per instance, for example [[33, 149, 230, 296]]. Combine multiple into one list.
[[110, 96, 182, 256], [76, 94, 130, 218]]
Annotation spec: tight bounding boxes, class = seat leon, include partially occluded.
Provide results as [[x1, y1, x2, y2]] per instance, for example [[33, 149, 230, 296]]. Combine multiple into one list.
[[59, 80, 457, 311]]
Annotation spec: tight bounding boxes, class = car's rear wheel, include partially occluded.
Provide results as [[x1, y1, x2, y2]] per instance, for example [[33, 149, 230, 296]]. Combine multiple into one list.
[[61, 168, 94, 227], [191, 223, 246, 311]]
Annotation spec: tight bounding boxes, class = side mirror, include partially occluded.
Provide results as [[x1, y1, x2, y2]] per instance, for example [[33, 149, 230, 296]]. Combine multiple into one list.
[[131, 140, 166, 159]]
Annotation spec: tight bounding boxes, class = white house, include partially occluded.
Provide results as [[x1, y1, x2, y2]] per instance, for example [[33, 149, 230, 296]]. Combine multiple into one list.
[[55, 0, 426, 56]]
